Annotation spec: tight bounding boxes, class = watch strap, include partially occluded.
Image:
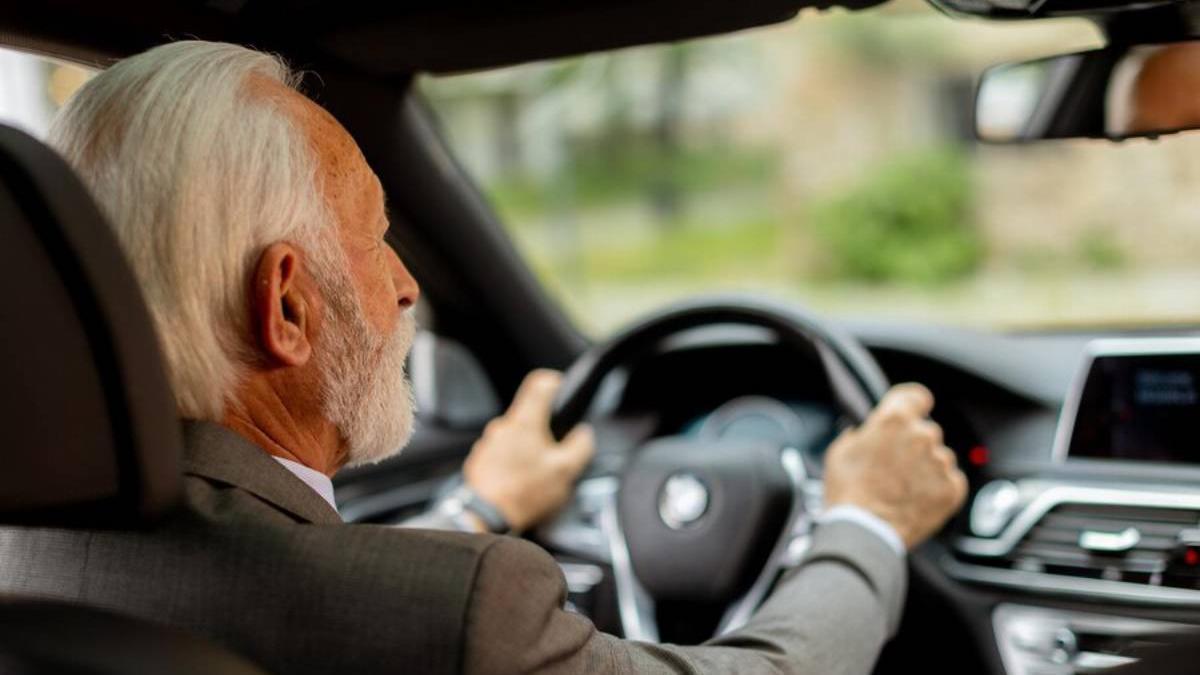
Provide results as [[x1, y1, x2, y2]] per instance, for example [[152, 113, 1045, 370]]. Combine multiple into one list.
[[450, 485, 511, 535]]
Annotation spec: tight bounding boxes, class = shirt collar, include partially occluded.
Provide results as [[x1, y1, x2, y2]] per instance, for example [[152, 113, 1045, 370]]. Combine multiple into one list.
[[272, 456, 339, 514], [181, 421, 342, 524]]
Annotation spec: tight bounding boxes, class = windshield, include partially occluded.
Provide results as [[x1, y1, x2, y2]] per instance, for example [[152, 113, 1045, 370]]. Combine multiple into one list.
[[433, 10, 1193, 335], [0, 48, 92, 138]]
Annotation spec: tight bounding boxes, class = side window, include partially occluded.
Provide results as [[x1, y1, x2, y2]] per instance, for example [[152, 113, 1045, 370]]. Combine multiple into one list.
[[0, 47, 93, 138]]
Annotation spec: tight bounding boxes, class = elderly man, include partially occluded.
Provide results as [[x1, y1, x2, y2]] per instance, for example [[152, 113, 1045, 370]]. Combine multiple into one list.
[[0, 41, 967, 674]]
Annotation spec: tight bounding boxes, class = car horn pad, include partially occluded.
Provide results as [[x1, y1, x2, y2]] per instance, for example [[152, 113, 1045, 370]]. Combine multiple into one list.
[[617, 436, 794, 605]]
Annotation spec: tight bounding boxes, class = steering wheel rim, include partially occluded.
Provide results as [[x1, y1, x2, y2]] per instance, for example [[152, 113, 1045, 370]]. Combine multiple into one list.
[[542, 295, 893, 643], [550, 295, 889, 440]]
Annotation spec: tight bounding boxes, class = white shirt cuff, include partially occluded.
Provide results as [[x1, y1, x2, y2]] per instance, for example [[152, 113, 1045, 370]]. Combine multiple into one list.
[[818, 505, 906, 557]]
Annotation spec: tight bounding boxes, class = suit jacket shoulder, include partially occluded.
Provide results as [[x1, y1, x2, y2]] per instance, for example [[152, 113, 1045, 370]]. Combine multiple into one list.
[[0, 500, 511, 674], [180, 421, 342, 526], [0, 421, 908, 675], [0, 422, 501, 674]]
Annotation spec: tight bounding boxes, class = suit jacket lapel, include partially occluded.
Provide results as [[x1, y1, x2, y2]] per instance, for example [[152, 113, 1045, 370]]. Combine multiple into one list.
[[181, 421, 343, 525]]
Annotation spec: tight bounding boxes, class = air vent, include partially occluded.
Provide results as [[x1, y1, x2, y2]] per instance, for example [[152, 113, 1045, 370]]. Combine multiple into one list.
[[964, 503, 1200, 589]]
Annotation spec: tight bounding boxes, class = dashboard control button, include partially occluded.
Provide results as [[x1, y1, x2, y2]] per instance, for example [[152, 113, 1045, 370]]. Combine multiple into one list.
[[971, 480, 1022, 538], [1049, 628, 1077, 665], [1079, 526, 1141, 553]]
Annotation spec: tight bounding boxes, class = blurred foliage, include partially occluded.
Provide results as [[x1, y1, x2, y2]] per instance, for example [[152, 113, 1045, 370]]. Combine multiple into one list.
[[489, 142, 779, 218], [578, 216, 782, 281], [1011, 226, 1128, 275], [1011, 245, 1060, 275], [806, 147, 984, 284], [1076, 226, 1127, 271]]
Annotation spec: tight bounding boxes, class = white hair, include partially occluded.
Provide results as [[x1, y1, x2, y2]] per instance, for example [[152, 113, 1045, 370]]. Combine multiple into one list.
[[50, 40, 417, 464], [48, 40, 334, 419]]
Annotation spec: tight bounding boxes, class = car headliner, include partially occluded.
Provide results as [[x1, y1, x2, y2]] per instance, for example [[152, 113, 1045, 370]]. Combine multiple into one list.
[[0, 0, 886, 75]]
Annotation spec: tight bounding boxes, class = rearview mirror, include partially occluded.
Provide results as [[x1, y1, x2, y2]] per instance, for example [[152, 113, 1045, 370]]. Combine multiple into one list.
[[975, 40, 1200, 143]]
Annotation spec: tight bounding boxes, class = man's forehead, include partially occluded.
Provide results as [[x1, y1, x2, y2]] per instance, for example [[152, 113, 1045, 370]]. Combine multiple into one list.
[[248, 74, 381, 215]]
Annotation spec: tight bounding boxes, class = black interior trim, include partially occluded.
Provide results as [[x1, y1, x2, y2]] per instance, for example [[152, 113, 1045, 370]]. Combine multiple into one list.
[[0, 125, 181, 527], [0, 1, 885, 75]]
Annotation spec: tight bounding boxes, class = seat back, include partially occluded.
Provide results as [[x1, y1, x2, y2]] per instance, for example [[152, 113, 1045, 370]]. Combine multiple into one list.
[[0, 123, 180, 527], [0, 599, 268, 675], [0, 123, 267, 674]]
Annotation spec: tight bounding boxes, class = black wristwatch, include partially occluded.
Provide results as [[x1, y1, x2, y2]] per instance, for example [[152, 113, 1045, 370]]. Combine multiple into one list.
[[441, 484, 512, 535]]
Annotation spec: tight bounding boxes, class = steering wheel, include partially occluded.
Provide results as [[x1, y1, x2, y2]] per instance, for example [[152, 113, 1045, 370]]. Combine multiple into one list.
[[541, 296, 890, 643]]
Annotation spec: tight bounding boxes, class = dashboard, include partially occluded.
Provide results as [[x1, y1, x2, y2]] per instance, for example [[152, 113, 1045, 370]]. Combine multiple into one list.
[[564, 326, 1200, 673], [937, 336, 1200, 674], [338, 321, 1200, 675]]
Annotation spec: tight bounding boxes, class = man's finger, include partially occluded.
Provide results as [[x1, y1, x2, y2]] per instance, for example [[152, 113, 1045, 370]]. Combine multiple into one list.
[[556, 424, 596, 477], [871, 382, 935, 422], [506, 369, 562, 426], [933, 445, 957, 471], [948, 468, 969, 509]]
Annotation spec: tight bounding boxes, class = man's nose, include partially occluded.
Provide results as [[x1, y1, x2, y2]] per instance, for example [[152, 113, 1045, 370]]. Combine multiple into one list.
[[389, 246, 420, 309]]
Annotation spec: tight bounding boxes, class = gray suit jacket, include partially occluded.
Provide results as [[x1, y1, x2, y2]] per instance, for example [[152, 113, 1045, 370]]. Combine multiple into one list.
[[0, 422, 906, 674]]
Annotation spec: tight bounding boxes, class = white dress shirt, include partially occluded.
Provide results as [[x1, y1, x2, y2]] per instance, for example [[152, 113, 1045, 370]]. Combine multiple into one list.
[[273, 456, 339, 515]]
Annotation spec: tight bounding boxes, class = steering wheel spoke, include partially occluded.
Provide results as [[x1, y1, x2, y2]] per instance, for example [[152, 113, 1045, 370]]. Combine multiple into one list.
[[538, 476, 660, 640], [599, 487, 660, 642], [538, 477, 617, 564], [716, 447, 813, 635]]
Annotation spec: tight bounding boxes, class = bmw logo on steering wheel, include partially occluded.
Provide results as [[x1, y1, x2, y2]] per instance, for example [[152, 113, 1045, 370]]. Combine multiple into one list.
[[657, 473, 710, 530]]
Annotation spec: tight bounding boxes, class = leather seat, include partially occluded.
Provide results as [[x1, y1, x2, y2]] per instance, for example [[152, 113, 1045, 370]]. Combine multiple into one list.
[[0, 123, 268, 675]]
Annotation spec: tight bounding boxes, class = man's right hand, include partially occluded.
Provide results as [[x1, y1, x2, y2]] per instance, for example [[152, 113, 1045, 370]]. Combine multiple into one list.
[[463, 370, 595, 534], [822, 383, 968, 550]]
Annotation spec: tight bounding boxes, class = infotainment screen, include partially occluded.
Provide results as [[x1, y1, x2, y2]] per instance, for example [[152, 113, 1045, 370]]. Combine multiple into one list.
[[1065, 348, 1200, 464]]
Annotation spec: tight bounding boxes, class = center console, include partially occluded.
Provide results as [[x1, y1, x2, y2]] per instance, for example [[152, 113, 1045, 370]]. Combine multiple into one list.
[[944, 338, 1200, 673], [992, 604, 1193, 674]]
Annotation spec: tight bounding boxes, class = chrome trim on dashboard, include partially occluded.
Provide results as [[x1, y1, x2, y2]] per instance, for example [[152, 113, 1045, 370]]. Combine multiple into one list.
[[943, 554, 1200, 606], [956, 482, 1200, 558], [993, 603, 1195, 675], [1051, 337, 1200, 464], [598, 483, 660, 643], [559, 562, 606, 595], [1079, 526, 1141, 553]]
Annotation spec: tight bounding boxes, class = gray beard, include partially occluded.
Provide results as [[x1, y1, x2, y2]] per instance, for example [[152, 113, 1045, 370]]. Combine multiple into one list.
[[317, 281, 417, 468]]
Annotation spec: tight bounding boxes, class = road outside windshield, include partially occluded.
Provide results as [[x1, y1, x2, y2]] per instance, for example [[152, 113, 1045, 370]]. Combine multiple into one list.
[[422, 3, 1200, 335]]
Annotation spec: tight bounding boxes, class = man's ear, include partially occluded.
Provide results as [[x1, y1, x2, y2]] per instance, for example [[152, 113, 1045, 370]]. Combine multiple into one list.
[[252, 242, 313, 367]]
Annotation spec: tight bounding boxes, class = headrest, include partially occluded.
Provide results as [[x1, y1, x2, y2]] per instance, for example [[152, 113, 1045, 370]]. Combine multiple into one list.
[[0, 124, 181, 527]]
